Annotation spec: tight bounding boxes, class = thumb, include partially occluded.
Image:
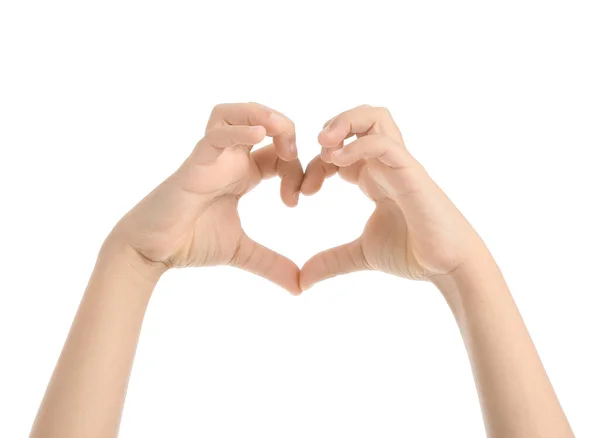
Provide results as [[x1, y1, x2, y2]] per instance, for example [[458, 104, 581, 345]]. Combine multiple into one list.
[[230, 234, 301, 295], [300, 239, 368, 290]]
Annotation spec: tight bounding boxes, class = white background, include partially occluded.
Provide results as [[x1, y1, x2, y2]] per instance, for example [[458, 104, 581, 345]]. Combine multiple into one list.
[[1, 0, 599, 436]]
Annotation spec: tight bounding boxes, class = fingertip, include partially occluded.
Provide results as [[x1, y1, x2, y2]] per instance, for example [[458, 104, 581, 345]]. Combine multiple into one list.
[[300, 184, 315, 196], [282, 191, 300, 207], [299, 269, 315, 291], [274, 138, 297, 162], [278, 273, 302, 295], [286, 265, 302, 295], [330, 149, 352, 167], [300, 179, 308, 194], [318, 129, 336, 147], [289, 138, 298, 158], [300, 179, 320, 196], [273, 261, 302, 295], [268, 111, 286, 125], [320, 148, 333, 163], [288, 287, 303, 296], [330, 153, 343, 167], [248, 125, 267, 143]]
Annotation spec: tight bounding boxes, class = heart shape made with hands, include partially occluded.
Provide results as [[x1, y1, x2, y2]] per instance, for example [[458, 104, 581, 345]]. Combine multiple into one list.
[[188, 103, 432, 296], [122, 103, 462, 298]]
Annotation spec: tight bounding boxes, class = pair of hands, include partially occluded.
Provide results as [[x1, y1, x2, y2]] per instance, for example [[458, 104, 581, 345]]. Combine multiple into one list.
[[109, 103, 482, 294]]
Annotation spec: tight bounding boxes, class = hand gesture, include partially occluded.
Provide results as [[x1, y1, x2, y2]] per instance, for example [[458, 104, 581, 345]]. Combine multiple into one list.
[[110, 103, 304, 294], [300, 105, 482, 289]]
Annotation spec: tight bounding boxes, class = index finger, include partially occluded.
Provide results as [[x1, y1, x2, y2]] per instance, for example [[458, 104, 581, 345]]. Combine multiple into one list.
[[207, 102, 297, 161], [318, 105, 403, 148], [251, 144, 304, 207]]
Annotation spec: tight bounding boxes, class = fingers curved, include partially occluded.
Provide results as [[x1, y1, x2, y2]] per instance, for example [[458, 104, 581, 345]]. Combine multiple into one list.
[[319, 105, 402, 149], [251, 145, 303, 207], [300, 239, 368, 290], [277, 158, 303, 207], [320, 139, 344, 164], [330, 134, 413, 169], [192, 125, 266, 164], [320, 116, 359, 163], [231, 234, 301, 295], [300, 155, 338, 196], [208, 102, 297, 161]]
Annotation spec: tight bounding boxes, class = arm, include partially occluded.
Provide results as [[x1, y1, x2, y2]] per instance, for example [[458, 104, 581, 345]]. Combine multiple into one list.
[[434, 250, 573, 437], [30, 244, 162, 438], [30, 102, 304, 438], [299, 105, 573, 437]]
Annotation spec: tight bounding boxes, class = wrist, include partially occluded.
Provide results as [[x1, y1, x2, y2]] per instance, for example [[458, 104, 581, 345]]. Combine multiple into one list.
[[98, 236, 167, 288], [431, 246, 509, 315]]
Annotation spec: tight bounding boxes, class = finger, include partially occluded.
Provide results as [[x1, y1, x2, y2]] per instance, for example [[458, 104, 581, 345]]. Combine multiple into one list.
[[300, 239, 368, 290], [300, 155, 338, 196], [208, 102, 297, 161], [320, 140, 343, 164], [277, 158, 303, 207], [192, 125, 267, 164], [330, 134, 413, 169], [320, 118, 355, 163], [337, 161, 365, 185], [231, 234, 301, 295], [319, 105, 403, 149], [251, 145, 304, 207]]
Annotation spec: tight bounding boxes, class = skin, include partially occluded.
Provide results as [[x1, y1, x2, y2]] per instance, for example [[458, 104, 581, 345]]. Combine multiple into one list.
[[111, 102, 304, 293], [300, 105, 574, 437], [30, 103, 304, 438], [30, 103, 573, 438]]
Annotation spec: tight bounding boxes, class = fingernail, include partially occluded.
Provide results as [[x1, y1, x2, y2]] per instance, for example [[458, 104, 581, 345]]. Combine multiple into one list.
[[300, 282, 313, 291], [289, 138, 297, 156], [269, 112, 285, 123], [330, 150, 345, 164]]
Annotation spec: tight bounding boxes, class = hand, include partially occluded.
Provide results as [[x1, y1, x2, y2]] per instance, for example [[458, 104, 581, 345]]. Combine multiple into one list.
[[108, 103, 304, 294], [299, 105, 484, 290]]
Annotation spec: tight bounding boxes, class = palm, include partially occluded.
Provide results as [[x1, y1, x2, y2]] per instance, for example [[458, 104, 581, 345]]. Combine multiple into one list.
[[113, 102, 304, 294], [115, 150, 251, 267], [350, 159, 425, 280], [358, 156, 473, 280], [300, 104, 477, 289]]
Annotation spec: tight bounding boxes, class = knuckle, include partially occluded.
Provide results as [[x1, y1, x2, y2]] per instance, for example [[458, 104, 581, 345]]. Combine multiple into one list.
[[375, 106, 392, 117], [203, 127, 217, 140], [327, 116, 340, 129], [205, 124, 226, 136], [323, 251, 341, 275], [258, 249, 277, 274], [211, 103, 227, 116]]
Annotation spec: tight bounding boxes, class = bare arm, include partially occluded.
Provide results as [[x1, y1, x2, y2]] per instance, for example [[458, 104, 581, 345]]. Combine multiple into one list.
[[435, 248, 573, 437], [300, 104, 574, 437], [30, 244, 161, 438], [30, 102, 304, 438]]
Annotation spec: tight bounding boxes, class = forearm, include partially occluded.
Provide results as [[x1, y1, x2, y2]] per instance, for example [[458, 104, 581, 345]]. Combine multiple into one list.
[[434, 248, 573, 438], [30, 242, 163, 438]]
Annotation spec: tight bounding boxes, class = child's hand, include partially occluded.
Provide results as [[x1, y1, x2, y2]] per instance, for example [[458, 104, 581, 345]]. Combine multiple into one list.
[[300, 105, 483, 289], [108, 103, 304, 294]]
